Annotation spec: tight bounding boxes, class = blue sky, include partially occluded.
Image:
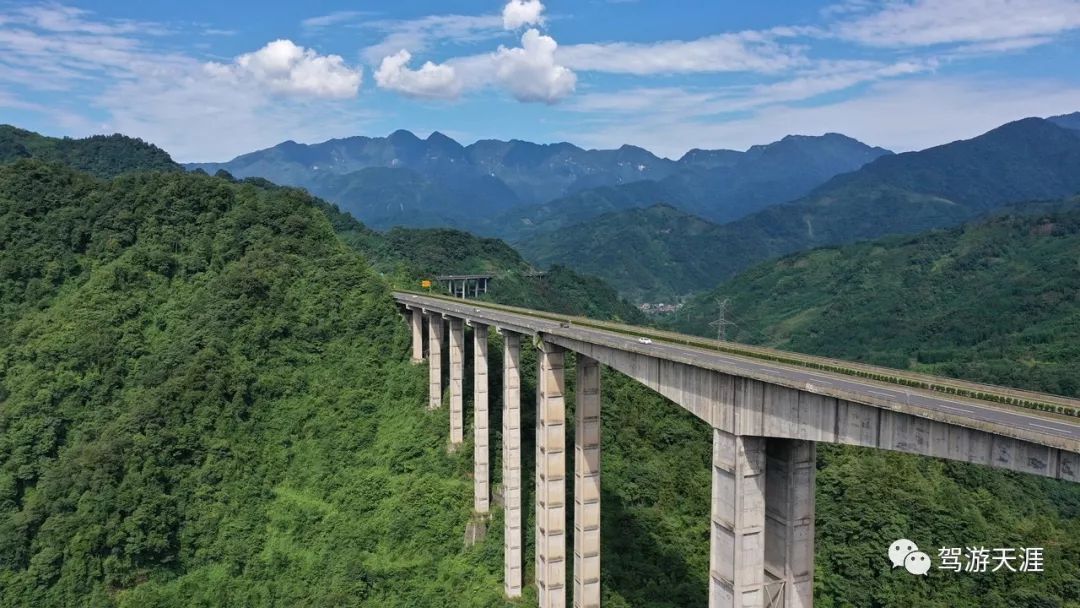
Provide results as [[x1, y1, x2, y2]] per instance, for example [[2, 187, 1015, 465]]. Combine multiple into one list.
[[2, 0, 1079, 161]]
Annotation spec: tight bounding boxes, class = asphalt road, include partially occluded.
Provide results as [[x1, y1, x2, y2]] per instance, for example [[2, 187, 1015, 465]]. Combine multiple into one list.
[[396, 293, 1080, 447]]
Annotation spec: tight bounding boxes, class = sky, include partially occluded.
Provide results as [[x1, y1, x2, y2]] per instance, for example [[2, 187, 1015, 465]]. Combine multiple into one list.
[[1, 0, 1080, 162]]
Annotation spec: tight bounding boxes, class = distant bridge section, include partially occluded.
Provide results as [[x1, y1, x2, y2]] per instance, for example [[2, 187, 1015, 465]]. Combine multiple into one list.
[[395, 291, 1080, 608]]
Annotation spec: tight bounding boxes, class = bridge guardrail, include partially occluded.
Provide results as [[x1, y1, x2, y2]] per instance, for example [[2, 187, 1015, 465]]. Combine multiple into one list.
[[398, 290, 1080, 419]]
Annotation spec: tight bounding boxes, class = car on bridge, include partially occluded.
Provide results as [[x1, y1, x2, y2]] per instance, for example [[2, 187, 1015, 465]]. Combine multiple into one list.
[[637, 337, 653, 344]]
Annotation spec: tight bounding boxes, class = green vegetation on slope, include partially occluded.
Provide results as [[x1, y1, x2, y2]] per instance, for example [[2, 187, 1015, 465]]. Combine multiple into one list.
[[523, 117, 1080, 299], [0, 124, 180, 178], [669, 200, 1080, 396], [0, 161, 505, 606], [661, 200, 1080, 607]]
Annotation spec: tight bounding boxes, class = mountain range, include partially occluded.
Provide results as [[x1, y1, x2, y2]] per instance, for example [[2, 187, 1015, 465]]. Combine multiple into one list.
[[187, 130, 890, 232], [522, 114, 1080, 300]]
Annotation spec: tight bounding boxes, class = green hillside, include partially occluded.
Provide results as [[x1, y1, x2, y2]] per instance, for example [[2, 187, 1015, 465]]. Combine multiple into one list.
[[668, 199, 1080, 395], [3, 128, 1079, 608], [0, 125, 179, 178], [522, 117, 1080, 300], [0, 160, 509, 606], [517, 204, 727, 302]]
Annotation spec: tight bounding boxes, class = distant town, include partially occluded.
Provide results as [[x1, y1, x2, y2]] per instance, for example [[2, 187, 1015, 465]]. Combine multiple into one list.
[[638, 302, 684, 315]]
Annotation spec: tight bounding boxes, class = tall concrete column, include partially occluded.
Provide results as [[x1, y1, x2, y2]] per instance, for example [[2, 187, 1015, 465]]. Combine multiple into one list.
[[574, 355, 601, 608], [474, 324, 490, 514], [410, 308, 424, 363], [503, 332, 523, 598], [710, 429, 767, 608], [427, 312, 443, 410], [764, 439, 815, 608], [449, 317, 465, 447], [536, 343, 567, 608]]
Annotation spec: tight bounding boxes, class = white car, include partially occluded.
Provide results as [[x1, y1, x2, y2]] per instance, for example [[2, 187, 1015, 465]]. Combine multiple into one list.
[[637, 337, 653, 344]]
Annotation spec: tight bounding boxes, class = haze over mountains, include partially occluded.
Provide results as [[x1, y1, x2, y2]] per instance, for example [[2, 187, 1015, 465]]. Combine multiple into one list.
[[187, 130, 891, 233]]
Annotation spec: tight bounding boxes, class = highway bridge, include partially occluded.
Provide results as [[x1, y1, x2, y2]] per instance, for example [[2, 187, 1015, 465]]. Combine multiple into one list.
[[394, 291, 1080, 608]]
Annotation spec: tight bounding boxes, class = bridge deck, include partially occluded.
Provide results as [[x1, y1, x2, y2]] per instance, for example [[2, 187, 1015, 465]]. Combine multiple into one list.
[[395, 292, 1080, 452]]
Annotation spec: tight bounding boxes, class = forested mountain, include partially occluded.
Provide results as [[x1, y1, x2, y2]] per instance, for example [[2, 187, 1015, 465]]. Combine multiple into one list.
[[494, 133, 890, 240], [187, 130, 888, 234], [668, 197, 1080, 395], [517, 204, 730, 302], [0, 124, 179, 178], [525, 116, 1080, 299], [4, 127, 1080, 608]]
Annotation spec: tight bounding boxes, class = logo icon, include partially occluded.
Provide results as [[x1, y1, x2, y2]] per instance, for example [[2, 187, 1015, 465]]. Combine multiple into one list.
[[889, 539, 930, 575], [904, 551, 932, 575], [889, 539, 918, 569]]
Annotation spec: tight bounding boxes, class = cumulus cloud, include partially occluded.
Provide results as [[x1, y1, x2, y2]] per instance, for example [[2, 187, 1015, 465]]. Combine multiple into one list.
[[502, 0, 545, 30], [210, 39, 362, 98], [492, 28, 575, 102], [374, 50, 462, 99]]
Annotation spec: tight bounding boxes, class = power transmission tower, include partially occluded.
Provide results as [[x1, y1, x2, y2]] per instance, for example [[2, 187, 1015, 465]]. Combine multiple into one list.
[[709, 298, 736, 342]]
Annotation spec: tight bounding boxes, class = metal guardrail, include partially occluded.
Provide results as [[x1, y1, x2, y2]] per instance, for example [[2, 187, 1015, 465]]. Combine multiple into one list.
[[398, 289, 1080, 418]]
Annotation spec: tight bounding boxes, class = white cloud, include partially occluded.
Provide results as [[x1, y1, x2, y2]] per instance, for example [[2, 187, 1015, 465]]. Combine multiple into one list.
[[557, 31, 806, 75], [492, 28, 575, 103], [502, 0, 545, 30], [209, 39, 362, 99], [374, 50, 462, 99], [834, 0, 1080, 48], [360, 14, 503, 64], [567, 78, 1080, 158], [301, 10, 366, 30]]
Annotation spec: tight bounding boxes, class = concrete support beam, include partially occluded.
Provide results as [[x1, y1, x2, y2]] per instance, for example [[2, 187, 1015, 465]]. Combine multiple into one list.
[[474, 324, 490, 514], [711, 429, 767, 608], [764, 439, 815, 608], [427, 312, 443, 410], [503, 332, 523, 598], [410, 308, 424, 363], [537, 344, 568, 608], [574, 356, 602, 608], [450, 318, 464, 447]]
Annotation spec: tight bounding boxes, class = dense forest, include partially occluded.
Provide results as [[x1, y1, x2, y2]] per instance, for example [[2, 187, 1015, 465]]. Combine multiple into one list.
[[1, 130, 1079, 607]]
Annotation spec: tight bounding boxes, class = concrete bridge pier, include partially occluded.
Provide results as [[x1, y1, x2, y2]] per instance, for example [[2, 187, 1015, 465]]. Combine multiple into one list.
[[536, 343, 568, 608], [764, 439, 815, 608], [474, 324, 490, 514], [427, 312, 443, 410], [710, 429, 767, 608], [503, 332, 523, 598], [573, 355, 602, 608], [450, 318, 465, 447], [410, 308, 424, 363]]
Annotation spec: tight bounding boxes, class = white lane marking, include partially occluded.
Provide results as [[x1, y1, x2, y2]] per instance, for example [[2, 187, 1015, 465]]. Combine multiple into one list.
[[1029, 422, 1070, 432], [938, 404, 975, 414], [868, 390, 894, 398]]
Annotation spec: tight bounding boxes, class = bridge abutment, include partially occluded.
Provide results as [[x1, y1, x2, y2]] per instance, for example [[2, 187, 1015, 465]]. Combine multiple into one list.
[[503, 332, 524, 598], [427, 312, 443, 410], [450, 318, 464, 447], [574, 355, 602, 608], [537, 343, 568, 608], [474, 324, 490, 514]]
